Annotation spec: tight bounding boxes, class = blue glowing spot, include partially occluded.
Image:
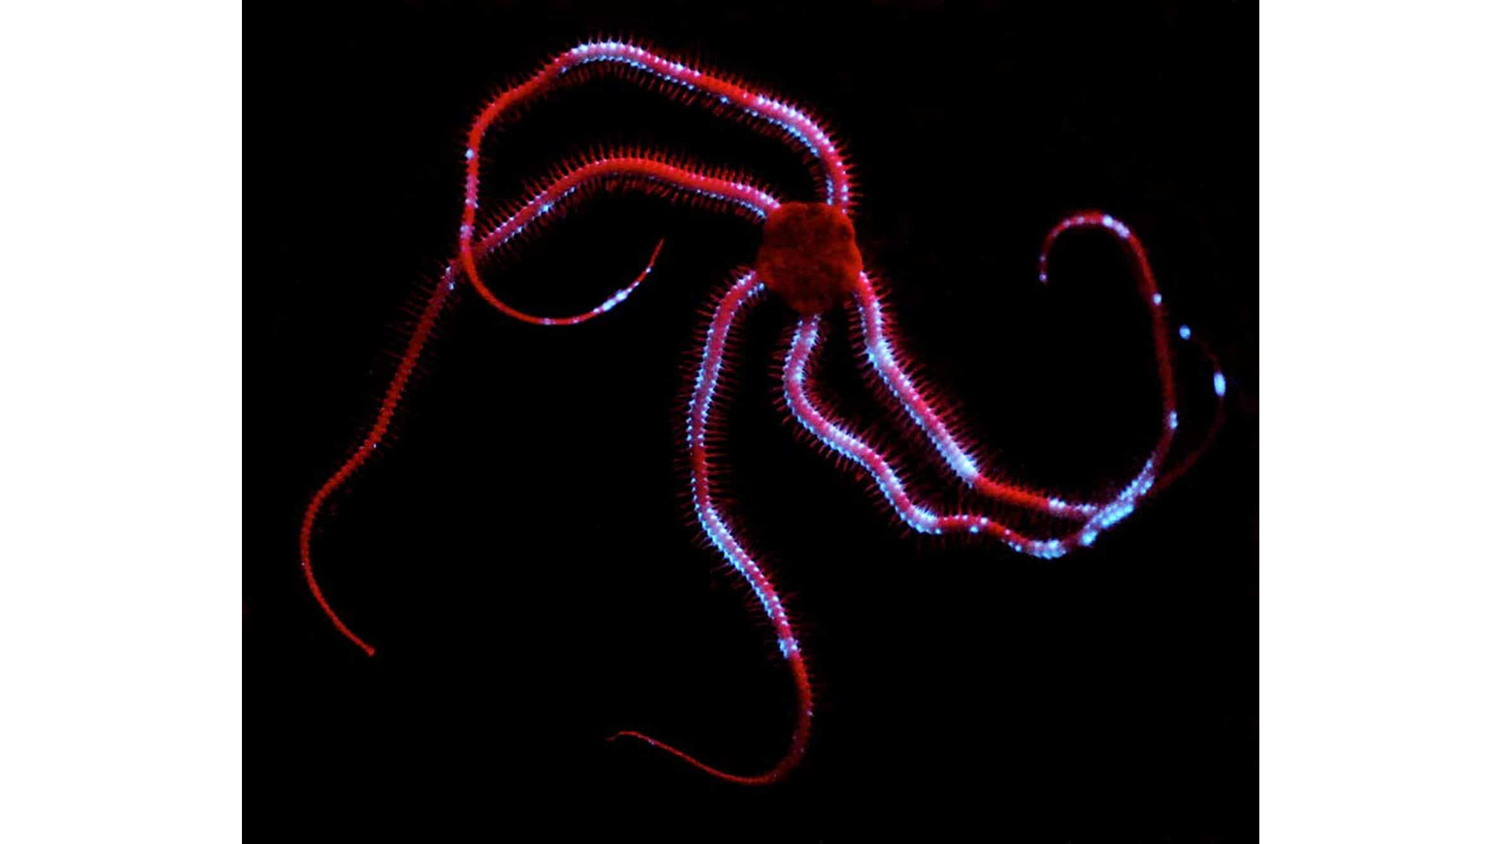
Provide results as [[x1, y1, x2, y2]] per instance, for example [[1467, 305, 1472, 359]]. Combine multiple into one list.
[[1179, 324, 1192, 340], [464, 148, 475, 161], [1214, 371, 1226, 397], [1080, 531, 1098, 547], [1169, 411, 1179, 430], [954, 453, 980, 479], [1152, 292, 1162, 305], [1097, 503, 1134, 529], [1032, 539, 1067, 560], [1100, 215, 1132, 238]]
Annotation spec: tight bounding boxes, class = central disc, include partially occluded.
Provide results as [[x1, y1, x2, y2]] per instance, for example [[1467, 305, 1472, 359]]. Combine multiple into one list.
[[754, 202, 863, 315]]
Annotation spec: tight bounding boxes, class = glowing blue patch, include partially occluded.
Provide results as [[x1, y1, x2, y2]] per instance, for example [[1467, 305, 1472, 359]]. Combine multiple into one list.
[[1096, 503, 1134, 529], [953, 453, 980, 480], [1169, 411, 1179, 430], [1179, 325, 1191, 340], [1152, 292, 1162, 306], [1214, 371, 1226, 397], [1031, 539, 1067, 560]]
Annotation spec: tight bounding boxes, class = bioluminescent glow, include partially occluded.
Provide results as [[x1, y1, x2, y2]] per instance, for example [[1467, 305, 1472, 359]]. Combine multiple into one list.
[[299, 38, 1227, 787]]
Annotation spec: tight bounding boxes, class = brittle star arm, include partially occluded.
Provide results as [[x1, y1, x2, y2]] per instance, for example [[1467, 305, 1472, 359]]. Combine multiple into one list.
[[850, 212, 1227, 531], [786, 314, 1157, 557], [300, 157, 782, 655], [456, 40, 853, 318], [460, 40, 850, 216], [609, 272, 814, 785]]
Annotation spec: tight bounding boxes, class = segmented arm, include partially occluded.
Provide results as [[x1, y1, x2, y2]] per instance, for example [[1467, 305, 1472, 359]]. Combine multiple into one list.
[[785, 313, 1158, 558], [459, 40, 852, 324], [301, 159, 779, 655], [851, 212, 1223, 527], [609, 272, 814, 785]]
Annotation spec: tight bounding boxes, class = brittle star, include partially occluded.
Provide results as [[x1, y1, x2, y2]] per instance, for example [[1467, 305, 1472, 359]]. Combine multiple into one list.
[[299, 39, 1227, 786]]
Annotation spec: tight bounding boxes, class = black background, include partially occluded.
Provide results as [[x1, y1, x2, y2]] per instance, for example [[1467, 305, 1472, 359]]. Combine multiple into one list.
[[248, 1, 1256, 838]]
